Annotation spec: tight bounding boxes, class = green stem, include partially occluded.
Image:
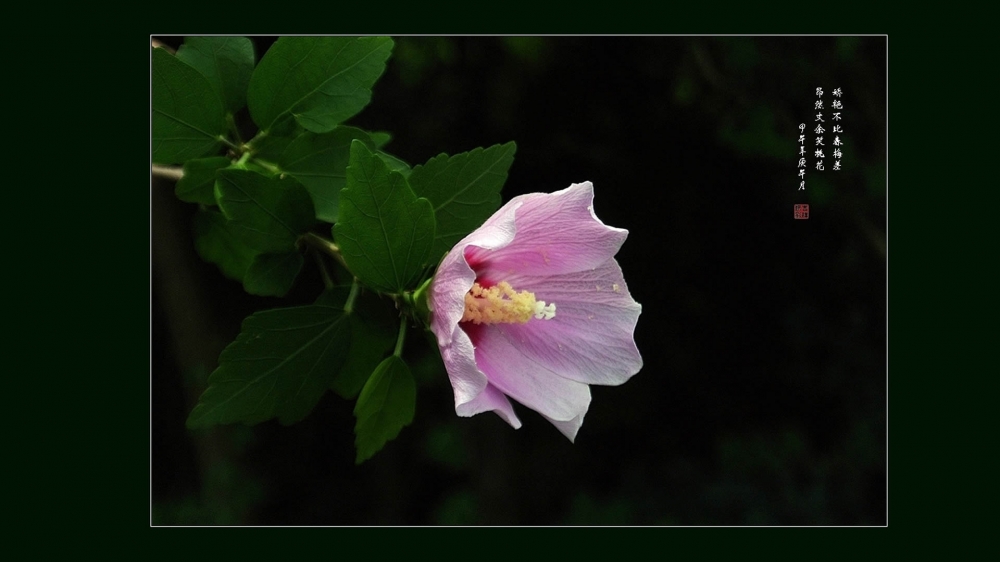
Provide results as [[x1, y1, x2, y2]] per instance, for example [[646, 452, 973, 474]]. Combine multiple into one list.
[[252, 158, 282, 174], [226, 113, 244, 146], [235, 152, 252, 167], [313, 250, 334, 290], [245, 129, 268, 152], [345, 278, 360, 314], [152, 164, 183, 181], [409, 277, 432, 326], [218, 135, 239, 151], [393, 316, 407, 357], [299, 232, 348, 271]]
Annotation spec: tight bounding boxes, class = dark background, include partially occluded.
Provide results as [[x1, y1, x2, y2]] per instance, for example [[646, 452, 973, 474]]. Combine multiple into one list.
[[151, 36, 886, 525]]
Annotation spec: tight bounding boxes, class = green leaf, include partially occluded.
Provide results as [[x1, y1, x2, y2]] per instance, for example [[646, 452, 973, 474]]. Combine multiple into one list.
[[334, 141, 435, 293], [176, 36, 255, 114], [313, 288, 396, 398], [377, 151, 411, 177], [370, 131, 392, 148], [354, 355, 416, 463], [256, 126, 376, 224], [245, 114, 301, 157], [336, 313, 393, 399], [243, 252, 304, 297], [152, 48, 226, 164], [409, 142, 516, 260], [175, 156, 231, 205], [247, 37, 394, 133], [187, 305, 351, 428], [215, 169, 316, 253], [193, 208, 256, 281], [313, 286, 352, 307], [334, 293, 396, 399]]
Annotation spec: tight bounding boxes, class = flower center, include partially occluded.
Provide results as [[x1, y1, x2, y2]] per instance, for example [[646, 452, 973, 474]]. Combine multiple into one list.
[[462, 281, 556, 325]]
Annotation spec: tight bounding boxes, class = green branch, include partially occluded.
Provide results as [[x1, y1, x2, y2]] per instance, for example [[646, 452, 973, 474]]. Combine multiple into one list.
[[393, 316, 407, 357], [152, 164, 183, 181], [299, 232, 348, 271], [345, 278, 360, 314]]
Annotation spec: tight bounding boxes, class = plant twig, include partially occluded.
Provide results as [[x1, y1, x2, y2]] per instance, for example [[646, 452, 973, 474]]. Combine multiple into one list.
[[150, 38, 175, 54], [393, 315, 407, 357], [299, 232, 348, 271], [152, 164, 184, 181]]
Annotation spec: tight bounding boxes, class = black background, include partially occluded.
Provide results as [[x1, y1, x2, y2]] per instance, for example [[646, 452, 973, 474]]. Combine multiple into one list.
[[152, 36, 886, 525]]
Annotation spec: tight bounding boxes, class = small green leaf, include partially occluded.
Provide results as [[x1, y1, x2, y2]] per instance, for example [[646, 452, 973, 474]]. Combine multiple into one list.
[[409, 142, 516, 260], [193, 209, 256, 281], [152, 48, 226, 164], [256, 126, 377, 223], [243, 252, 304, 297], [187, 305, 351, 428], [215, 169, 316, 253], [247, 37, 394, 133], [175, 156, 231, 205], [176, 36, 255, 114], [370, 131, 392, 148], [354, 355, 416, 463], [334, 141, 435, 293]]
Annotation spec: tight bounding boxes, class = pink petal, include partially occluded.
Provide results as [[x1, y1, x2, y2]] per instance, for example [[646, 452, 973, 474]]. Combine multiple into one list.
[[438, 325, 488, 408], [428, 180, 642, 441], [455, 381, 522, 429], [542, 412, 586, 443], [496, 258, 643, 386], [465, 182, 627, 280], [473, 324, 593, 423], [429, 200, 520, 347]]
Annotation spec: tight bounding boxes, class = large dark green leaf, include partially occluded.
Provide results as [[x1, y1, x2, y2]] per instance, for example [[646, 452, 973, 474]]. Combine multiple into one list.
[[334, 141, 435, 293], [335, 313, 392, 399], [409, 142, 516, 260], [354, 355, 416, 463], [187, 305, 351, 427], [176, 36, 255, 114], [152, 48, 226, 164], [342, 293, 398, 398], [193, 208, 256, 282], [175, 156, 231, 205], [247, 37, 393, 133], [316, 289, 396, 399], [256, 126, 376, 223], [243, 252, 304, 297], [215, 169, 316, 253]]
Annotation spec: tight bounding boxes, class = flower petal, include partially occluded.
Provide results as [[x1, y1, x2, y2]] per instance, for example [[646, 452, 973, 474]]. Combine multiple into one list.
[[455, 382, 522, 429], [541, 412, 585, 443], [428, 180, 642, 442], [465, 182, 627, 280], [474, 325, 593, 423], [438, 326, 487, 408], [429, 200, 521, 347], [496, 258, 643, 386]]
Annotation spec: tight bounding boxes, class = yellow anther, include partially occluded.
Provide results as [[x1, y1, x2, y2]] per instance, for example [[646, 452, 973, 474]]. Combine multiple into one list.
[[462, 281, 556, 325]]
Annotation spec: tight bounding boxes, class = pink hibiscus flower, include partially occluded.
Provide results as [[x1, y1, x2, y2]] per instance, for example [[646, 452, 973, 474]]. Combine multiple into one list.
[[428, 181, 642, 441]]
